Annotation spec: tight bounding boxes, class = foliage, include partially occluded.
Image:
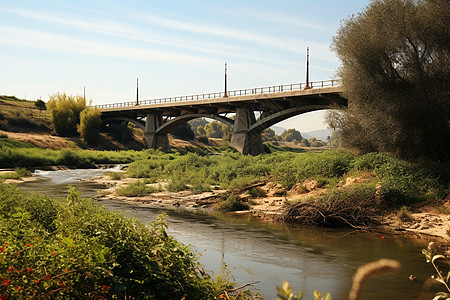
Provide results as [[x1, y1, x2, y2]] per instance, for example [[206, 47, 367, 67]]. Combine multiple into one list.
[[205, 121, 224, 139], [47, 93, 86, 136], [276, 280, 330, 300], [77, 106, 102, 144], [34, 100, 46, 111], [331, 0, 450, 161], [280, 129, 302, 143], [0, 184, 222, 299], [105, 171, 125, 180], [170, 123, 195, 140], [215, 194, 249, 212], [0, 137, 145, 168], [115, 180, 155, 197], [396, 206, 412, 223], [422, 242, 450, 299], [0, 168, 31, 182]]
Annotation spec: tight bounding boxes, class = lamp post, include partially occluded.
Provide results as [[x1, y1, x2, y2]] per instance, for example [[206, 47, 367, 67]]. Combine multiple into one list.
[[135, 78, 139, 105], [223, 62, 228, 98], [304, 47, 311, 90]]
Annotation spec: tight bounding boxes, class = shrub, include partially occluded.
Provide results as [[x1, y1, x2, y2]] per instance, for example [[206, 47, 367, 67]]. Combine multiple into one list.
[[47, 93, 86, 136], [77, 106, 102, 144], [0, 184, 220, 299], [215, 194, 249, 212], [115, 180, 155, 197]]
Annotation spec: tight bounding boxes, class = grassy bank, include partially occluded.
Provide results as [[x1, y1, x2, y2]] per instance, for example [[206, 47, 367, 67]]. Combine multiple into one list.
[[0, 137, 145, 168], [0, 184, 229, 299], [125, 149, 449, 208]]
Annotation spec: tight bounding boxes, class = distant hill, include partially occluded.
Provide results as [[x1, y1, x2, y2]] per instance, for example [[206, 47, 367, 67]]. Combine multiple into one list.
[[270, 125, 286, 135], [301, 129, 331, 141]]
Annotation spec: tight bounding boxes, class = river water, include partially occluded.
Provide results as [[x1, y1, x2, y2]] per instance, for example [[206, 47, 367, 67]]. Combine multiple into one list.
[[18, 168, 439, 299]]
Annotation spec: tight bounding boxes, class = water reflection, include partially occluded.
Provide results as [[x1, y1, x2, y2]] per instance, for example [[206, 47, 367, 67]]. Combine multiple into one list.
[[18, 169, 437, 299]]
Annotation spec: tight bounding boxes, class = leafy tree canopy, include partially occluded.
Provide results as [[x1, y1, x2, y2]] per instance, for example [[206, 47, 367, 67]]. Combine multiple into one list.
[[331, 0, 450, 161]]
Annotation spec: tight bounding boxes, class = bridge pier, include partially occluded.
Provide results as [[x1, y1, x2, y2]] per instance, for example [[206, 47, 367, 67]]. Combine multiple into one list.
[[230, 107, 264, 155], [144, 113, 169, 150]]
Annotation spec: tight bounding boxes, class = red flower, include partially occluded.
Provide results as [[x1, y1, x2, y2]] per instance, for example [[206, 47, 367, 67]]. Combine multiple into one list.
[[52, 251, 56, 255], [18, 270, 22, 273], [63, 268, 67, 272], [0, 247, 4, 253], [4, 242, 8, 246], [8, 267, 14, 272], [59, 283, 63, 287], [36, 238, 39, 241], [46, 274, 51, 280], [25, 244, 30, 247], [34, 280, 39, 284], [17, 287, 21, 291], [2, 280, 10, 286], [1, 294, 7, 300], [26, 268, 32, 273], [15, 252, 19, 255]]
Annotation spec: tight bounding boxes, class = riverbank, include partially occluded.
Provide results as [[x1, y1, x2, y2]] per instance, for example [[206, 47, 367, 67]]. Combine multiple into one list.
[[87, 172, 450, 243]]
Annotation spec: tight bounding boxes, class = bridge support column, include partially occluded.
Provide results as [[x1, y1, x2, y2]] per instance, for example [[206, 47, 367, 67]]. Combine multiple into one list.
[[230, 108, 264, 155], [144, 113, 169, 150]]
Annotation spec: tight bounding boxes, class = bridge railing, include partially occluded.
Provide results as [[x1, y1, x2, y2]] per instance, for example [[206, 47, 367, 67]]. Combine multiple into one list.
[[95, 79, 341, 109]]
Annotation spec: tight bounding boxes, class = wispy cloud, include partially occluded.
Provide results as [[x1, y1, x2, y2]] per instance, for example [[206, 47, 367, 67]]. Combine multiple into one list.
[[127, 11, 328, 55], [1, 7, 298, 65], [0, 26, 219, 65]]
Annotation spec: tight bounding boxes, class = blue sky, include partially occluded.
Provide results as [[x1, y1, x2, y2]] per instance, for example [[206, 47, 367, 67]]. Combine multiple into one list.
[[0, 0, 369, 132]]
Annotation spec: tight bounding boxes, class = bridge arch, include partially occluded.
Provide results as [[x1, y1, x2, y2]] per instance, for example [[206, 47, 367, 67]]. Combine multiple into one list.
[[249, 105, 331, 134], [102, 117, 145, 131], [156, 113, 234, 134]]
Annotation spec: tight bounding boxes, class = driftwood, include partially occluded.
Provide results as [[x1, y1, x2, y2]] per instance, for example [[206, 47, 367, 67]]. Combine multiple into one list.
[[278, 194, 383, 228]]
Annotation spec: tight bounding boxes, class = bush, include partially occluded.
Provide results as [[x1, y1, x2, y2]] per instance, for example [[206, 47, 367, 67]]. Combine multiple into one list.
[[115, 180, 155, 197], [0, 184, 220, 299], [47, 93, 86, 136], [215, 194, 250, 212], [77, 106, 102, 144]]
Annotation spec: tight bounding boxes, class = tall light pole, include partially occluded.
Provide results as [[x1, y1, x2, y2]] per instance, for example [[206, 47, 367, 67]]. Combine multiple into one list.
[[135, 78, 139, 105], [223, 62, 228, 98], [304, 47, 311, 90]]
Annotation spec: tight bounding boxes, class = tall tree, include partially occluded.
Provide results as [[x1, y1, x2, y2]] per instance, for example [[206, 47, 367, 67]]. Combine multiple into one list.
[[331, 0, 450, 161]]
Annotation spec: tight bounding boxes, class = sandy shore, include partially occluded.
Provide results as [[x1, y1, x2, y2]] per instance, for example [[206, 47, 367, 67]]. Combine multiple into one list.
[[85, 173, 450, 243]]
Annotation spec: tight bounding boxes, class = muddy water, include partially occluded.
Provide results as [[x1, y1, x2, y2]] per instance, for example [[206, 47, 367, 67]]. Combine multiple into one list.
[[19, 169, 439, 299]]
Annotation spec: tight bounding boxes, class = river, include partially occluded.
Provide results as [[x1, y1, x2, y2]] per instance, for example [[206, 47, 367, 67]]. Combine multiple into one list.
[[18, 168, 439, 299]]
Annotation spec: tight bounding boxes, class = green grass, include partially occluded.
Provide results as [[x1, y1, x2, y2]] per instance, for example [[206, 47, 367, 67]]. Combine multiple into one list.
[[115, 180, 156, 197], [0, 137, 147, 168], [125, 149, 449, 208]]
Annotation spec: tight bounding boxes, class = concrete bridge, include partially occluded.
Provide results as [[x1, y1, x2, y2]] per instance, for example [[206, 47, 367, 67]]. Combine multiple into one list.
[[96, 80, 346, 155]]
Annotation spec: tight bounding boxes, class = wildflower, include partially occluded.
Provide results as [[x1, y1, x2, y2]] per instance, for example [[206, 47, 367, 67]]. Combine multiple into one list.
[[63, 268, 67, 272], [0, 247, 3, 253], [4, 242, 8, 246], [17, 287, 21, 291], [18, 270, 22, 273], [8, 267, 14, 272], [52, 251, 56, 255], [34, 280, 39, 284], [25, 243, 30, 247], [46, 274, 51, 280], [26, 268, 32, 273], [59, 283, 63, 287], [1, 294, 7, 300], [36, 238, 39, 241], [101, 285, 107, 290], [2, 280, 10, 286], [15, 252, 19, 255]]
